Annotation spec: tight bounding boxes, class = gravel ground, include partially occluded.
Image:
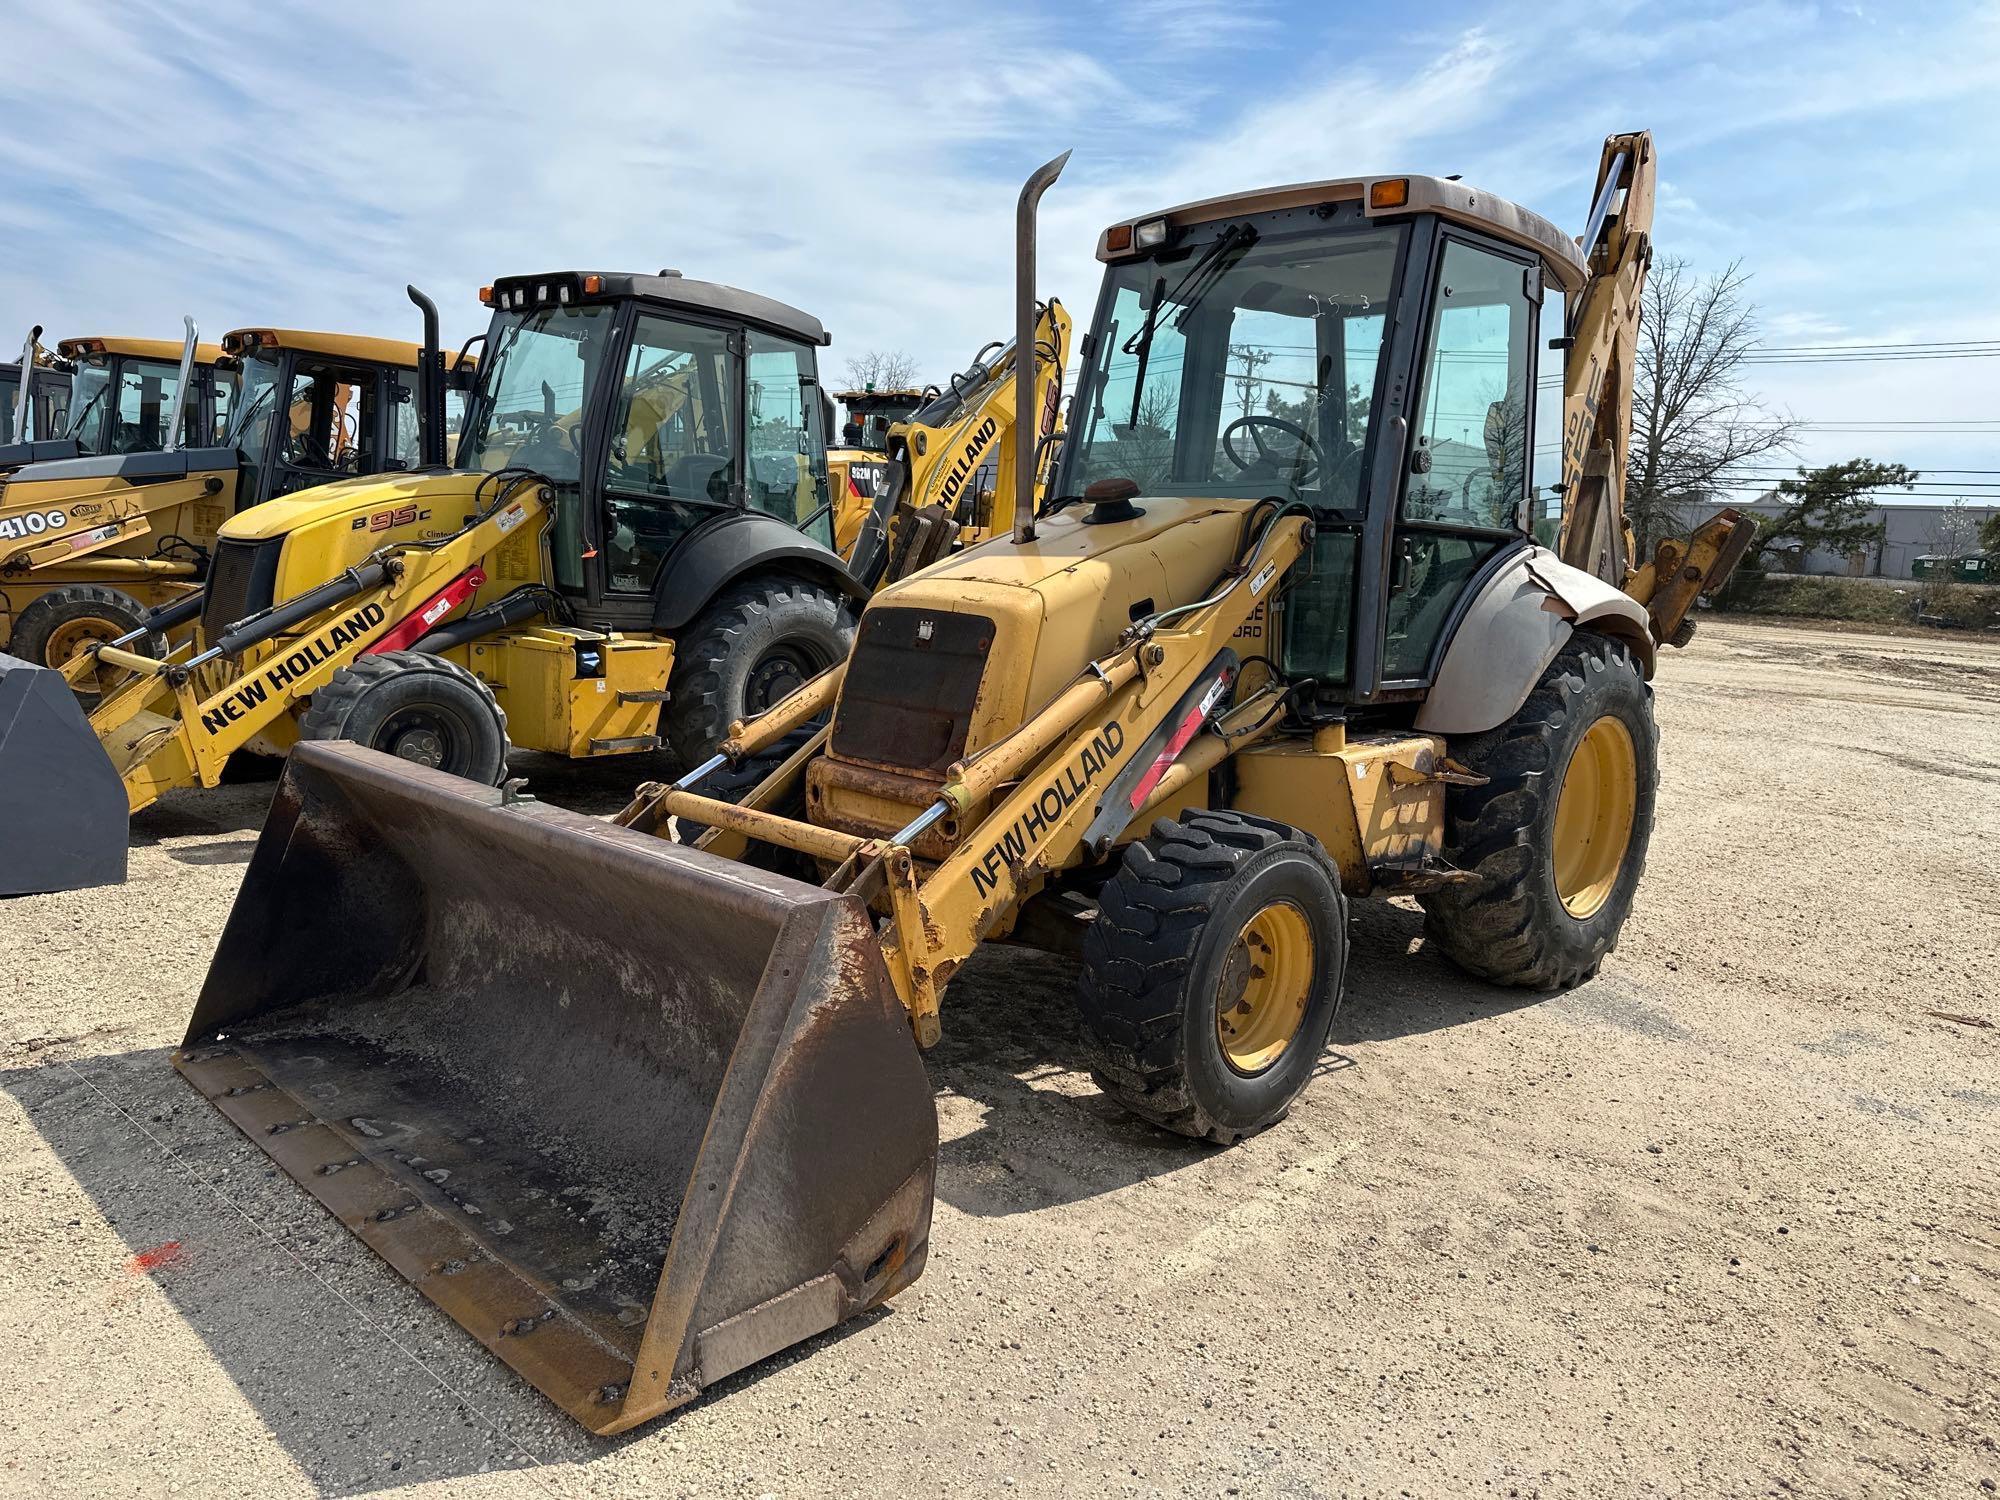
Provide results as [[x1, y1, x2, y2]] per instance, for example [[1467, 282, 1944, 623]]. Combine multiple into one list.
[[3, 616, 1996, 1499]]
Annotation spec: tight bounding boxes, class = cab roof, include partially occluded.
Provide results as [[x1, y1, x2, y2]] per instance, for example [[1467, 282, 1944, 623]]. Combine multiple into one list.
[[1096, 173, 1589, 295], [220, 328, 439, 367], [486, 271, 829, 347], [56, 336, 227, 365]]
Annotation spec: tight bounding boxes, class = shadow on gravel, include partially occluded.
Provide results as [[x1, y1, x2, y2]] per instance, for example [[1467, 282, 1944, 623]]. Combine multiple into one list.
[[922, 897, 1542, 1219], [1, 1040, 904, 1493]]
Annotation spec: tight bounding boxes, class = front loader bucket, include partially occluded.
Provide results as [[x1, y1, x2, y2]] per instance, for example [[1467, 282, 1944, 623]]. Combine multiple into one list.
[[176, 741, 936, 1434], [0, 652, 126, 895]]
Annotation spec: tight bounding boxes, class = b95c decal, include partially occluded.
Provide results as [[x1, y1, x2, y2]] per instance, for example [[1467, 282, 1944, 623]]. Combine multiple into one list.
[[351, 504, 431, 532]]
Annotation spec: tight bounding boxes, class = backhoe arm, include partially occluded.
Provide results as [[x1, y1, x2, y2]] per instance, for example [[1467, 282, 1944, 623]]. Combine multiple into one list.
[[856, 301, 1072, 584], [1556, 130, 1752, 646]]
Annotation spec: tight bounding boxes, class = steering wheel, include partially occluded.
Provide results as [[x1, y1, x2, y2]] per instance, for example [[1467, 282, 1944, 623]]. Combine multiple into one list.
[[1222, 415, 1321, 486]]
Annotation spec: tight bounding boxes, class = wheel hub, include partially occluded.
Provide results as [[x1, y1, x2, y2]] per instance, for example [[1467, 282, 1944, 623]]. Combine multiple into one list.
[[388, 724, 448, 769], [1551, 715, 1638, 919], [1216, 900, 1315, 1075]]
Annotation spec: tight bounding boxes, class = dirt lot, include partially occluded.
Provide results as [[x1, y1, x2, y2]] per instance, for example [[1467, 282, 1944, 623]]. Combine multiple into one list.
[[3, 617, 1996, 1499]]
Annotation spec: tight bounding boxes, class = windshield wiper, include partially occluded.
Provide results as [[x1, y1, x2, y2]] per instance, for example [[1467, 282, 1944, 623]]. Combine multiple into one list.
[[1120, 222, 1261, 429], [225, 381, 277, 446]]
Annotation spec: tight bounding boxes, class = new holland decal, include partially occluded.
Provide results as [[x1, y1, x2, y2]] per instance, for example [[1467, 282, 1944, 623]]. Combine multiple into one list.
[[969, 719, 1127, 898], [197, 601, 387, 735], [935, 416, 1000, 510]]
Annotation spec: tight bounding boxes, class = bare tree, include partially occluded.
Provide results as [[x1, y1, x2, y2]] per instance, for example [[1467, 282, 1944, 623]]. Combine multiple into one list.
[[1629, 258, 1801, 553], [838, 350, 920, 392], [1929, 497, 1985, 562]]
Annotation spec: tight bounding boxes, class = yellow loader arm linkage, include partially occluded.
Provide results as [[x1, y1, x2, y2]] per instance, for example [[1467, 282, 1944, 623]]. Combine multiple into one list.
[[74, 479, 548, 812], [1557, 131, 1754, 646], [626, 503, 1313, 1046]]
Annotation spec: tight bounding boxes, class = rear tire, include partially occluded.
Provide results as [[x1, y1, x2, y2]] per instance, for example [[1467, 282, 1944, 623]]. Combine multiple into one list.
[[663, 575, 852, 769], [1077, 810, 1347, 1144], [1418, 631, 1657, 988], [298, 650, 510, 785], [9, 584, 161, 706]]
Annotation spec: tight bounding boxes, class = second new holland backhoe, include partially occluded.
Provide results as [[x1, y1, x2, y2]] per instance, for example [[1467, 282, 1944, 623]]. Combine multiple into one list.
[[169, 136, 1750, 1434], [30, 271, 1067, 859]]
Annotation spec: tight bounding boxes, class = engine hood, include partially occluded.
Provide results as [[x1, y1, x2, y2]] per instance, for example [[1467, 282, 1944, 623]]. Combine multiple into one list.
[[220, 470, 495, 542]]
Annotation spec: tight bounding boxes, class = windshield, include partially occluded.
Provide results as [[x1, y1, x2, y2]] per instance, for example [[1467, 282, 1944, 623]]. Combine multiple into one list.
[[226, 351, 285, 452], [64, 361, 113, 452], [1066, 219, 1404, 511], [456, 305, 616, 484], [65, 355, 195, 455]]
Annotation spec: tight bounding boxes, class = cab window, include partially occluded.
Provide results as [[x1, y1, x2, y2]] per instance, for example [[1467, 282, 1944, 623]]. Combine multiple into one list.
[[601, 314, 736, 594], [746, 333, 832, 548], [1402, 239, 1534, 530]]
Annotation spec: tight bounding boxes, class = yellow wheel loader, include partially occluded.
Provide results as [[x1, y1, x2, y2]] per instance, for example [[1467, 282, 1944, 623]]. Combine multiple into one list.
[[167, 138, 1751, 1432], [40, 272, 869, 847], [0, 315, 456, 687]]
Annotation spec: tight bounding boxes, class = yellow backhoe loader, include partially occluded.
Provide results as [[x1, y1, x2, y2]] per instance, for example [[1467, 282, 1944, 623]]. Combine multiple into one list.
[[32, 276, 1069, 856], [169, 137, 1750, 1433], [1, 316, 455, 683]]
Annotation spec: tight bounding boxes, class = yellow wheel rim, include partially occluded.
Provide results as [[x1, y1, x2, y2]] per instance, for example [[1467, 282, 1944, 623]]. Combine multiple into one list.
[[44, 615, 125, 667], [1215, 900, 1315, 1075], [44, 614, 131, 698], [1551, 715, 1638, 919]]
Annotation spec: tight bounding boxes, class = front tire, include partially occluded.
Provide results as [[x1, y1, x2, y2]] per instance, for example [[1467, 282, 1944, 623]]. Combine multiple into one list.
[[663, 575, 852, 769], [9, 584, 161, 705], [1077, 810, 1347, 1144], [1419, 631, 1657, 988], [298, 650, 510, 785]]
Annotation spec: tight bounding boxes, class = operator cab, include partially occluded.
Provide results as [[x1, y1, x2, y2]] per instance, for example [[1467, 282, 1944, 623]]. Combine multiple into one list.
[[0, 359, 69, 446], [453, 271, 846, 626], [1062, 174, 1589, 705], [53, 335, 233, 456], [221, 328, 463, 501]]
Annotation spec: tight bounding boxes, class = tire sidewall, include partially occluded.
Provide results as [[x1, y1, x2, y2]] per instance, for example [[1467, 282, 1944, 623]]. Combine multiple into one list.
[[1179, 847, 1346, 1135], [1529, 648, 1657, 961], [11, 587, 157, 670], [308, 658, 508, 784], [667, 579, 853, 765]]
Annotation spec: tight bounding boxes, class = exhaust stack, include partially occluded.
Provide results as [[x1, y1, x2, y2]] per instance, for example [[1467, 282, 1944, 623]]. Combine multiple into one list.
[[1013, 150, 1070, 545], [161, 316, 198, 453]]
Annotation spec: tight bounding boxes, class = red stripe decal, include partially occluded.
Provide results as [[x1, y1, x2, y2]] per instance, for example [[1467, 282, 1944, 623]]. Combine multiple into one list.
[[363, 567, 487, 656]]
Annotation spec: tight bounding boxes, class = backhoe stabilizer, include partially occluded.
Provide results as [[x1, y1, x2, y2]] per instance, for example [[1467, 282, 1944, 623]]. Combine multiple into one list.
[[177, 740, 937, 1434]]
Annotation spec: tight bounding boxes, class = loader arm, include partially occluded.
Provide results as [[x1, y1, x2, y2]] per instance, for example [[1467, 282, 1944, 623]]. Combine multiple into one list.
[[1555, 130, 1752, 646], [79, 481, 548, 812], [638, 504, 1312, 1045]]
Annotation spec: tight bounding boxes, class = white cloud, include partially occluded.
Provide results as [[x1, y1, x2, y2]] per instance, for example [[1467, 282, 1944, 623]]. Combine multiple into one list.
[[1, 0, 1994, 480]]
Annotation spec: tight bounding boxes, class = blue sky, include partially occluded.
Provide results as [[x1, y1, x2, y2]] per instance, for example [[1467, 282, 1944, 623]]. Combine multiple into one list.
[[4, 0, 1996, 497]]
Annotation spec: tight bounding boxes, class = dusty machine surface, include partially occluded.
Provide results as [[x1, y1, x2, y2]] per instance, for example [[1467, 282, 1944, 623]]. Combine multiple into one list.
[[46, 272, 868, 854], [168, 137, 1751, 1432], [0, 319, 446, 686]]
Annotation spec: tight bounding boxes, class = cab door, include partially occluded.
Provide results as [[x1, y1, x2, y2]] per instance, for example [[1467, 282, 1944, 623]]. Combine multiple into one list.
[[1372, 232, 1541, 691]]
